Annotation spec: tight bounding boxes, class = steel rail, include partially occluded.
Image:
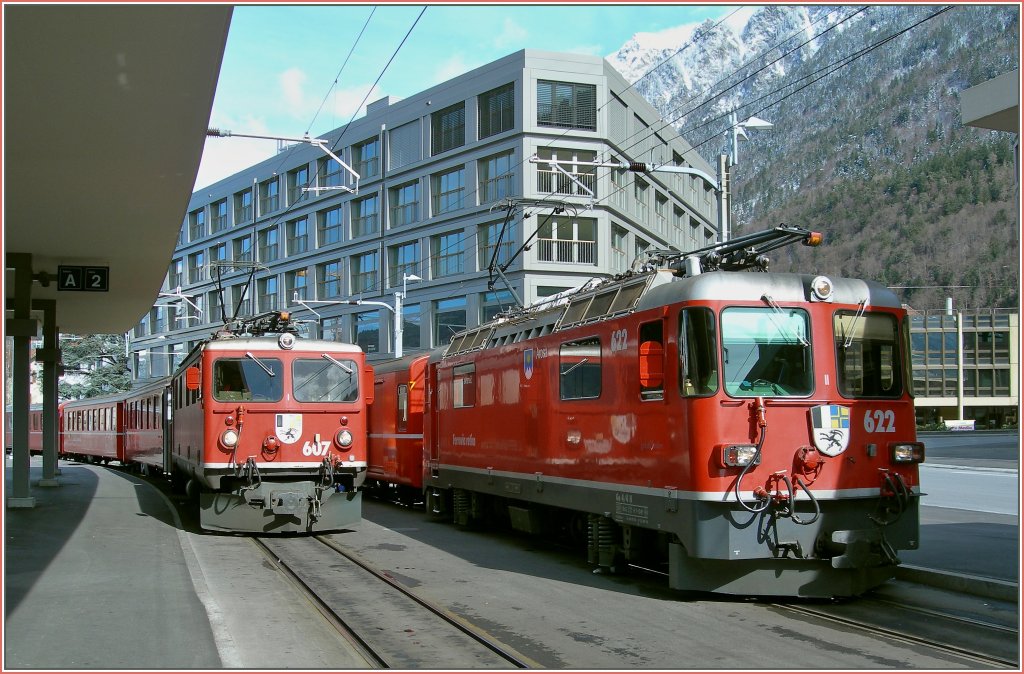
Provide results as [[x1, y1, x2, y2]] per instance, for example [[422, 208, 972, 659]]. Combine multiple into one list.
[[314, 534, 535, 669]]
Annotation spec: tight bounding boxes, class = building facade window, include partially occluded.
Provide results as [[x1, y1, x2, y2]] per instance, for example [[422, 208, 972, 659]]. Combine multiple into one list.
[[210, 199, 228, 233], [257, 276, 278, 312], [388, 181, 419, 228], [189, 208, 206, 241], [481, 290, 515, 322], [316, 260, 343, 299], [321, 316, 343, 342], [188, 251, 205, 284], [287, 165, 310, 205], [537, 80, 597, 131], [286, 269, 308, 301], [169, 258, 183, 289], [350, 251, 378, 294], [432, 230, 465, 278], [388, 242, 419, 288], [351, 194, 379, 238], [287, 217, 309, 255], [431, 166, 465, 216], [319, 155, 345, 190], [538, 216, 597, 265], [231, 284, 251, 317], [478, 221, 515, 270], [478, 82, 514, 139], [611, 225, 628, 273], [536, 148, 596, 196], [353, 137, 380, 179], [434, 297, 467, 346], [233, 235, 252, 263], [208, 289, 223, 323], [431, 102, 465, 156], [259, 177, 279, 215], [318, 206, 344, 247], [234, 190, 253, 223], [478, 150, 515, 204], [354, 310, 380, 354], [401, 303, 421, 351], [258, 227, 279, 262]]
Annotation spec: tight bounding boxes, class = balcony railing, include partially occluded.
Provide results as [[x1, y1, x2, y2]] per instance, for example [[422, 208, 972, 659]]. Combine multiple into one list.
[[538, 238, 597, 265], [537, 169, 596, 197]]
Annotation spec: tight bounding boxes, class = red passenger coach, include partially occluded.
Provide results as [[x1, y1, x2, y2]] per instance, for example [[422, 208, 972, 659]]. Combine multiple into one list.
[[170, 312, 373, 532], [5, 405, 44, 455], [60, 394, 124, 463], [420, 226, 924, 598], [367, 354, 430, 502], [122, 380, 168, 474]]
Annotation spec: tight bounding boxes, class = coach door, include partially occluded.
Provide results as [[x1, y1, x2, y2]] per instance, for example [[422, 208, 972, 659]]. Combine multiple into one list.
[[426, 360, 441, 478]]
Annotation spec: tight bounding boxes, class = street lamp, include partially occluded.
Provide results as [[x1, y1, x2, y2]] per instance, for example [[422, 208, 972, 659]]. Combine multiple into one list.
[[722, 112, 773, 243], [291, 273, 421, 358], [730, 113, 774, 165]]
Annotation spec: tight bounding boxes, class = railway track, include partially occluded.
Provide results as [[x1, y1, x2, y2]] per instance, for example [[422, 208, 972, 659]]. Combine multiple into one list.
[[252, 535, 534, 669], [764, 596, 1019, 669]]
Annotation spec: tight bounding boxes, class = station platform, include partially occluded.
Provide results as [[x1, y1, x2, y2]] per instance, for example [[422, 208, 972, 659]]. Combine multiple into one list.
[[3, 457, 368, 670]]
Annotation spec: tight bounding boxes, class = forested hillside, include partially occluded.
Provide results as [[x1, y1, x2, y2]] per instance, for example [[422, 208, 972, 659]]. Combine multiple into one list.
[[611, 4, 1019, 311]]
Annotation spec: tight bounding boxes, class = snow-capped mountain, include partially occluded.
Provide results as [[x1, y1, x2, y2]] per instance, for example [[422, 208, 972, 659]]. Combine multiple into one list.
[[604, 4, 1020, 311]]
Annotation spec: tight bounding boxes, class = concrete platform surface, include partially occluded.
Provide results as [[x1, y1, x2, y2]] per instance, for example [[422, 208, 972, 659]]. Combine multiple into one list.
[[3, 458, 368, 670]]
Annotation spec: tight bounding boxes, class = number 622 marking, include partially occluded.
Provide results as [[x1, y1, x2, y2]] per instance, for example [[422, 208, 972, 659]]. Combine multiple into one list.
[[863, 409, 896, 433]]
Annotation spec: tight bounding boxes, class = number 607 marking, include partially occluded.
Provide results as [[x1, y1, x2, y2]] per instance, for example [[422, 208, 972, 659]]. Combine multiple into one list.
[[864, 409, 896, 433]]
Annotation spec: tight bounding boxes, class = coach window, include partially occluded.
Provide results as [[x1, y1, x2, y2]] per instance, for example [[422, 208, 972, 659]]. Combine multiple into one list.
[[560, 337, 602, 400], [293, 357, 359, 403], [453, 364, 475, 408], [833, 311, 902, 399], [213, 358, 284, 402], [679, 308, 719, 397], [639, 321, 664, 401]]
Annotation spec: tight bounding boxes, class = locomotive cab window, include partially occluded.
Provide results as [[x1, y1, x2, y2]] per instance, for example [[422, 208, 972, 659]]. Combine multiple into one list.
[[833, 311, 903, 398], [639, 321, 664, 401], [679, 307, 718, 396], [293, 357, 359, 403], [560, 337, 601, 400], [213, 357, 283, 402], [721, 307, 812, 397]]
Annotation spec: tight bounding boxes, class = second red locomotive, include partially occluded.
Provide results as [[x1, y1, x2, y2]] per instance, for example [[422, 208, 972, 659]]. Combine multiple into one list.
[[367, 226, 924, 598]]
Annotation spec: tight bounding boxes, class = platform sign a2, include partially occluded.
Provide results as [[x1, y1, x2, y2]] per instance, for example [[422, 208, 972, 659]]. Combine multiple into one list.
[[58, 265, 109, 292]]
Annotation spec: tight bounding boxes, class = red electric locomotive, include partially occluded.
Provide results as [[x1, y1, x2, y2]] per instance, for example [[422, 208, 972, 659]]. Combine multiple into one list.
[[169, 311, 374, 532], [366, 354, 430, 503], [414, 226, 923, 598]]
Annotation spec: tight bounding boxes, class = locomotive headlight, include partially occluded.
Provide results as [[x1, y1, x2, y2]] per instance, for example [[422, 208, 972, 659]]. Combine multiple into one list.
[[335, 429, 354, 448], [810, 275, 834, 302], [220, 428, 240, 449], [719, 444, 760, 468], [278, 333, 296, 350], [890, 442, 925, 463]]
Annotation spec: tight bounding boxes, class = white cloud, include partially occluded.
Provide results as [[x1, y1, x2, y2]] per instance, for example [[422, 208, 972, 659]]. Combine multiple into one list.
[[193, 114, 277, 191], [494, 18, 529, 49], [279, 67, 308, 117]]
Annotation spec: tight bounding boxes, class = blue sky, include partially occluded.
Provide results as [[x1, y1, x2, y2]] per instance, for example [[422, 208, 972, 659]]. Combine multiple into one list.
[[195, 3, 740, 190]]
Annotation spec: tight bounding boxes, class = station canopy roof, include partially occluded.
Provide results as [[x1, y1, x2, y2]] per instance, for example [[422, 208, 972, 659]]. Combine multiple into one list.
[[4, 5, 232, 334]]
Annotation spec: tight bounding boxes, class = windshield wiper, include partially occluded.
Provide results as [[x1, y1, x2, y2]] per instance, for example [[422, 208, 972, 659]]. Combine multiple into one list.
[[245, 352, 275, 377], [321, 353, 354, 373], [842, 298, 869, 349], [761, 294, 809, 346]]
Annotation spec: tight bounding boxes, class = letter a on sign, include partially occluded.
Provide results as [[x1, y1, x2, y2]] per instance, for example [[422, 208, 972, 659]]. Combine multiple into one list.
[[57, 266, 83, 291]]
